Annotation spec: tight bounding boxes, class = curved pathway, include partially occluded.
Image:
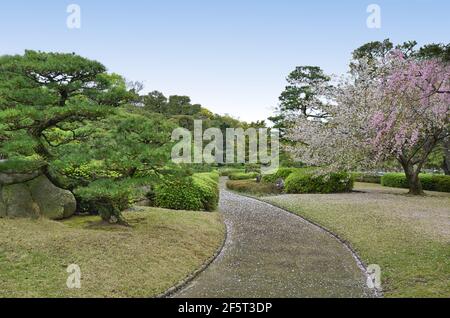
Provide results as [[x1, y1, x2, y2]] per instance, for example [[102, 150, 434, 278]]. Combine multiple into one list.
[[174, 179, 373, 298]]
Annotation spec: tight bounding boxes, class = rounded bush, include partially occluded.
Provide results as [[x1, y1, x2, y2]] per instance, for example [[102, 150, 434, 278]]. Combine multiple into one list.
[[219, 168, 245, 177], [382, 173, 450, 193], [226, 179, 281, 195], [228, 172, 259, 180], [262, 168, 297, 183], [285, 170, 354, 194], [154, 172, 219, 211], [193, 172, 220, 211]]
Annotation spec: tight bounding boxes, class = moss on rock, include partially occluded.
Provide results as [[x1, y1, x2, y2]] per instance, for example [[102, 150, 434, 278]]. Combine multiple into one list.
[[28, 176, 77, 219], [0, 175, 76, 220], [1, 183, 40, 218]]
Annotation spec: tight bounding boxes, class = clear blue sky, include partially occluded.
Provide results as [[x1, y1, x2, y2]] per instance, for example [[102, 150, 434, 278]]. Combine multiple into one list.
[[1, 0, 449, 122]]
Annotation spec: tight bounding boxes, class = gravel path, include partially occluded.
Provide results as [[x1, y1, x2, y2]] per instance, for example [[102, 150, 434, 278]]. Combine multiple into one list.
[[174, 179, 373, 298]]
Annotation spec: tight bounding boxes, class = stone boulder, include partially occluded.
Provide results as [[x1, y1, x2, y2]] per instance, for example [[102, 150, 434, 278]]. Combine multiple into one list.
[[0, 175, 76, 220], [0, 170, 41, 185], [0, 195, 7, 218], [0, 183, 40, 218]]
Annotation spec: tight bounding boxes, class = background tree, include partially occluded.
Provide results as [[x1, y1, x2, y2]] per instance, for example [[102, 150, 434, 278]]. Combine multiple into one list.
[[269, 66, 332, 134], [142, 90, 168, 113], [417, 43, 450, 174], [286, 47, 449, 195], [351, 40, 450, 175]]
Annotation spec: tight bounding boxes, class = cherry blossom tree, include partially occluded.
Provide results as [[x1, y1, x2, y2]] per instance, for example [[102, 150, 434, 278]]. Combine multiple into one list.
[[286, 51, 450, 195]]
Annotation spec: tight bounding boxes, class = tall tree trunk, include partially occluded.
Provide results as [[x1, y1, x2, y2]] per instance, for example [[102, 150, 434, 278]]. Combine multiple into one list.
[[399, 158, 424, 195], [442, 138, 450, 175], [41, 164, 70, 190], [405, 169, 423, 195]]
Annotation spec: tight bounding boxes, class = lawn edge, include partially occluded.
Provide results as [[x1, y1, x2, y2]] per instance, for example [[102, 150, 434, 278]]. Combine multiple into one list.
[[156, 215, 228, 298], [228, 188, 383, 298]]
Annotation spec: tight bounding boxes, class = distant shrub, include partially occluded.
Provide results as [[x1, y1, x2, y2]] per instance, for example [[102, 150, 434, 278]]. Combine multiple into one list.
[[244, 164, 261, 173], [219, 168, 245, 177], [285, 170, 353, 194], [352, 172, 382, 184], [154, 172, 219, 211], [226, 179, 281, 196], [382, 173, 450, 193], [74, 179, 133, 223], [262, 167, 318, 183], [228, 172, 259, 180], [262, 168, 298, 183]]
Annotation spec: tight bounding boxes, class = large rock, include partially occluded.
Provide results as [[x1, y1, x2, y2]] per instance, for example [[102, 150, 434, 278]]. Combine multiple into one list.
[[0, 171, 41, 185], [1, 183, 40, 218], [0, 175, 76, 220], [28, 176, 76, 219], [0, 188, 6, 218]]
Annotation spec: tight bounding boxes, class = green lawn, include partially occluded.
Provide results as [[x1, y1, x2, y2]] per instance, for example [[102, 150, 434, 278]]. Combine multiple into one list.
[[0, 207, 225, 298], [262, 183, 450, 298]]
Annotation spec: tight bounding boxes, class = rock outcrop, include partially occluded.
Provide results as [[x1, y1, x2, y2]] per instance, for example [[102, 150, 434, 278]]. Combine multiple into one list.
[[0, 173, 76, 220]]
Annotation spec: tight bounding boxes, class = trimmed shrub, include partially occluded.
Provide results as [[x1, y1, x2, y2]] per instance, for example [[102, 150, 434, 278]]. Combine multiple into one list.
[[381, 173, 450, 193], [154, 172, 219, 211], [285, 170, 354, 194], [244, 164, 261, 173], [262, 168, 298, 183], [74, 179, 133, 223], [262, 167, 318, 183], [228, 172, 259, 180], [352, 172, 382, 184], [193, 172, 220, 211], [219, 168, 245, 177], [226, 179, 281, 196]]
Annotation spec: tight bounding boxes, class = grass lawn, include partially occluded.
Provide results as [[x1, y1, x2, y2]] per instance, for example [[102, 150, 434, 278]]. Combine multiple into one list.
[[262, 182, 450, 298], [0, 207, 225, 298]]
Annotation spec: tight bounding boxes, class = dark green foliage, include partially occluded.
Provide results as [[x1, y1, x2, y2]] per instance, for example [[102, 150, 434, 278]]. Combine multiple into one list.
[[0, 157, 46, 173], [142, 92, 201, 117], [0, 50, 181, 223], [285, 170, 353, 194], [269, 66, 331, 133], [228, 172, 259, 180], [0, 50, 137, 189], [352, 172, 382, 184], [226, 179, 281, 196], [154, 172, 220, 211], [382, 173, 450, 193], [74, 179, 134, 223]]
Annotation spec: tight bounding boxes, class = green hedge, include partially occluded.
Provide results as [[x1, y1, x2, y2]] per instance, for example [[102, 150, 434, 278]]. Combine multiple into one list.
[[262, 168, 298, 183], [154, 171, 220, 211], [219, 168, 245, 177], [381, 173, 450, 193], [226, 179, 281, 196], [228, 172, 259, 180], [244, 164, 261, 173], [352, 172, 382, 184], [285, 170, 354, 194]]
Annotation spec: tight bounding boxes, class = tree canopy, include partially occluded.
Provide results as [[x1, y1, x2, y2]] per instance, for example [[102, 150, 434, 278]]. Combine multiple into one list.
[[285, 40, 450, 195]]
